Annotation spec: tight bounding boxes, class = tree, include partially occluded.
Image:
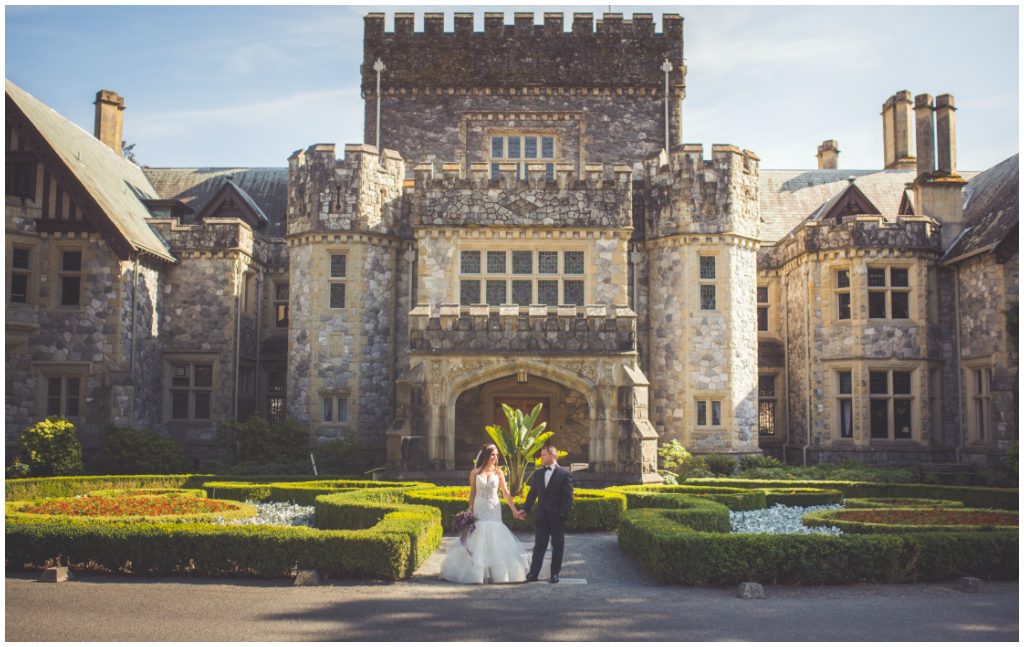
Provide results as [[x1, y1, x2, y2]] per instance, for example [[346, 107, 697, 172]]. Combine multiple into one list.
[[485, 403, 551, 496]]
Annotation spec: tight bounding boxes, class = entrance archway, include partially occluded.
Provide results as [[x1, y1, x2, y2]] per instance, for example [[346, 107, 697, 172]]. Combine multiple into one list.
[[453, 374, 590, 470]]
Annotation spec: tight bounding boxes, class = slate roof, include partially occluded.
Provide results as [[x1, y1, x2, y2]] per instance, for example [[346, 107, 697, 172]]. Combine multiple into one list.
[[942, 154, 1019, 264], [5, 79, 175, 262], [142, 168, 289, 238]]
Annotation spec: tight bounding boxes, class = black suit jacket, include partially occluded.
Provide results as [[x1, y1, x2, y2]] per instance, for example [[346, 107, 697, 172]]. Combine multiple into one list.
[[522, 464, 574, 521]]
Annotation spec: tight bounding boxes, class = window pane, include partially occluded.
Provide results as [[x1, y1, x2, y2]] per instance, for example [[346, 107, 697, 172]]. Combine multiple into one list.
[[507, 137, 520, 158], [538, 280, 558, 305], [47, 378, 62, 415], [486, 251, 506, 274], [757, 307, 768, 331], [275, 283, 289, 300], [538, 251, 558, 274], [193, 392, 211, 420], [338, 399, 349, 423], [62, 251, 81, 272], [868, 291, 886, 318], [711, 401, 722, 426], [330, 283, 346, 308], [172, 365, 189, 388], [61, 276, 80, 307], [194, 365, 213, 388], [700, 284, 716, 310], [330, 254, 346, 278], [563, 280, 584, 306], [756, 287, 768, 303], [524, 136, 537, 159], [541, 136, 554, 159], [892, 371, 912, 395], [12, 247, 30, 269], [490, 163, 500, 181], [322, 397, 332, 422], [512, 251, 532, 274], [491, 136, 504, 159], [512, 280, 532, 306], [976, 397, 986, 439], [545, 163, 554, 181], [758, 400, 775, 435], [890, 268, 909, 287], [867, 267, 886, 287], [838, 371, 852, 395], [171, 391, 189, 419], [837, 293, 851, 320], [64, 378, 80, 416], [893, 399, 912, 439], [699, 256, 716, 280], [276, 304, 289, 327], [564, 252, 584, 275], [891, 292, 909, 319], [836, 269, 850, 289], [758, 375, 776, 397], [10, 274, 28, 303], [486, 280, 507, 306], [869, 371, 888, 395], [696, 401, 707, 426], [460, 250, 480, 274], [460, 280, 480, 306], [870, 399, 889, 439], [840, 399, 853, 438]]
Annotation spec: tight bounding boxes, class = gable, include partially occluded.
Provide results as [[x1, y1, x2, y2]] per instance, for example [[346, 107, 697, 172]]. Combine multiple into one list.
[[196, 180, 270, 229]]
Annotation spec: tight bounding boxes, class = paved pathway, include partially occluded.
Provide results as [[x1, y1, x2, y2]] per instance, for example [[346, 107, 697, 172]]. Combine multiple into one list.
[[5, 533, 1018, 641]]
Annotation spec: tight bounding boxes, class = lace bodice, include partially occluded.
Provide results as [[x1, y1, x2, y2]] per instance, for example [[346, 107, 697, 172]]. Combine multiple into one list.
[[472, 472, 502, 521]]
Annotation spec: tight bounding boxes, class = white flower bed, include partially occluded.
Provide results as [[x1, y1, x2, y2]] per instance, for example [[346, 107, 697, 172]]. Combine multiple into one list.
[[729, 503, 843, 535], [215, 501, 314, 527]]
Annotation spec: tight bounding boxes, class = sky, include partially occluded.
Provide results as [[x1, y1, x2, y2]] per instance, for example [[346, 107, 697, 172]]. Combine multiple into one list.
[[4, 3, 1019, 171]]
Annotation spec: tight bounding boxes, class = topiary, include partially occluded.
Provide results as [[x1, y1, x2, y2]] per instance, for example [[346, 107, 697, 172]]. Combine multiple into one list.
[[702, 453, 738, 477], [6, 459, 30, 478], [96, 426, 194, 475], [18, 417, 84, 476]]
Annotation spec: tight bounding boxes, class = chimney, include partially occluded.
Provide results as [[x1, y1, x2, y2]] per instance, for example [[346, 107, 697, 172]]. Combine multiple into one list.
[[911, 91, 967, 248], [882, 91, 916, 169], [914, 93, 935, 178], [94, 89, 125, 155], [816, 140, 840, 169], [881, 95, 895, 168], [935, 94, 957, 176]]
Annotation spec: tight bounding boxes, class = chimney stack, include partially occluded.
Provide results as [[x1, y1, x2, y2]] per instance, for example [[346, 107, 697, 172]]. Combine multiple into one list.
[[914, 93, 935, 178], [911, 91, 966, 248], [816, 140, 840, 169], [94, 89, 125, 155], [881, 91, 916, 169], [935, 94, 957, 176]]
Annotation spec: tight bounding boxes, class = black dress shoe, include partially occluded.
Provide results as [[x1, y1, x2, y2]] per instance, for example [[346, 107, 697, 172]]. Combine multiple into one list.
[[548, 575, 559, 583], [525, 575, 539, 582]]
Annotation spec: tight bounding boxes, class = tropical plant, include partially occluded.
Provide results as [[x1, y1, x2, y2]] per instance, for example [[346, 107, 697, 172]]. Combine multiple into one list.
[[485, 403, 551, 496]]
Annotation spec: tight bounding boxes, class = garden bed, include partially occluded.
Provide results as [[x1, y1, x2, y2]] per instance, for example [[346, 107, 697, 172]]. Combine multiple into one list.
[[803, 507, 1019, 534]]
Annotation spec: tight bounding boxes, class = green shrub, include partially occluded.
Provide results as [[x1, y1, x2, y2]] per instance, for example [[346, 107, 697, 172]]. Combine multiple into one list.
[[203, 479, 432, 507], [217, 415, 309, 465], [1008, 442, 1019, 474], [762, 487, 844, 507], [802, 508, 1018, 534], [6, 459, 30, 478], [313, 436, 385, 475], [87, 488, 207, 498], [213, 459, 313, 476], [844, 497, 964, 509], [702, 454, 739, 477], [739, 463, 916, 483], [739, 454, 785, 471], [684, 478, 1018, 510], [18, 417, 84, 476], [96, 427, 194, 475], [617, 507, 1019, 585], [657, 440, 708, 484], [5, 474, 212, 501], [609, 484, 766, 512]]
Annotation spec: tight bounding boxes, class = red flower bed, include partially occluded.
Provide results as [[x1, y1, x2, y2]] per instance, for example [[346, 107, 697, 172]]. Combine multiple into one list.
[[836, 508, 1017, 527], [21, 495, 235, 517]]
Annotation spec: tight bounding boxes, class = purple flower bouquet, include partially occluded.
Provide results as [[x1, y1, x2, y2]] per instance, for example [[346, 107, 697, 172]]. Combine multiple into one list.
[[453, 510, 477, 554]]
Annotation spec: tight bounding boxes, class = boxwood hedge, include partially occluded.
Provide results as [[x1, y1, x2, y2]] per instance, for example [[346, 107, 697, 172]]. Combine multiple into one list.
[[618, 507, 1019, 585], [802, 508, 1019, 534], [201, 479, 433, 506], [608, 485, 766, 512], [5, 496, 257, 524], [844, 497, 965, 509], [762, 488, 844, 507]]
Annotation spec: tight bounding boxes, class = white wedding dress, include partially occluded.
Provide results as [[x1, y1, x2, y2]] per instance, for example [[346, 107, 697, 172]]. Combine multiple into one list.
[[440, 472, 530, 584]]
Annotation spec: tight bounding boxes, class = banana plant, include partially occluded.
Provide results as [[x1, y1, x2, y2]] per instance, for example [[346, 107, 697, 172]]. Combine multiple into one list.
[[485, 402, 551, 496]]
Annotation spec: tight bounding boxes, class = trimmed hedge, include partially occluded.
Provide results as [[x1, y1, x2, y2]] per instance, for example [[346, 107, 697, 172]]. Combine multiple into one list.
[[6, 497, 257, 524], [844, 497, 965, 509], [87, 488, 207, 498], [803, 508, 1019, 534], [202, 479, 433, 507], [763, 488, 844, 507], [609, 484, 766, 512], [402, 486, 626, 532], [5, 475, 213, 501], [618, 507, 1019, 585], [684, 477, 1018, 510]]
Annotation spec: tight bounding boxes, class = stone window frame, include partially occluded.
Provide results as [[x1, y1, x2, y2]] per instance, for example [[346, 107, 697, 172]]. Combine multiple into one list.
[[487, 131, 558, 181], [319, 391, 350, 426], [964, 358, 995, 444], [867, 365, 917, 442], [6, 153, 37, 200], [832, 366, 856, 441], [327, 250, 347, 310], [457, 244, 588, 308], [272, 278, 289, 329], [693, 394, 726, 429], [163, 354, 218, 424], [54, 243, 85, 310], [832, 264, 853, 321], [7, 235, 37, 307], [757, 372, 779, 436], [866, 264, 912, 321], [697, 251, 718, 312], [756, 283, 770, 333], [241, 272, 258, 315], [34, 361, 89, 421]]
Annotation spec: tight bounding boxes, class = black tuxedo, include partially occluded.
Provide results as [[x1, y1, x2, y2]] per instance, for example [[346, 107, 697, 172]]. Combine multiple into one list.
[[522, 464, 574, 578]]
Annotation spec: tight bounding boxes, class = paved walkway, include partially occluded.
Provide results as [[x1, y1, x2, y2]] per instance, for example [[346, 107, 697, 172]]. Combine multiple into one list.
[[5, 533, 1019, 641]]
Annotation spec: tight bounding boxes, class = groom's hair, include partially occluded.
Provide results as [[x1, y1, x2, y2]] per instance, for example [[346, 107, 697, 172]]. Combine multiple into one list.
[[542, 441, 557, 455]]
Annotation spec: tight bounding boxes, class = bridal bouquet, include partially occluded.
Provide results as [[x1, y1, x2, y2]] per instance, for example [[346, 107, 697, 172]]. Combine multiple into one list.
[[453, 510, 477, 554]]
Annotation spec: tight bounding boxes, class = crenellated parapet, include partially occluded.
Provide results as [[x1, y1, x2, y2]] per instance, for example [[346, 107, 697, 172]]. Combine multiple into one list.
[[148, 217, 274, 263], [409, 303, 637, 353], [286, 143, 405, 237], [642, 144, 760, 239], [363, 12, 684, 94], [412, 161, 633, 228], [760, 215, 943, 270]]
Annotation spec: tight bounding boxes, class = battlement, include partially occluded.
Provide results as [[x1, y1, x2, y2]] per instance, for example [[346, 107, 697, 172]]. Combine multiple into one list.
[[412, 161, 633, 191], [362, 12, 684, 92], [761, 215, 944, 269], [408, 303, 637, 354]]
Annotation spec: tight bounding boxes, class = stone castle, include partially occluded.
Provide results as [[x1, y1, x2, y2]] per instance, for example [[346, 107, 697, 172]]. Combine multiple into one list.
[[5, 12, 1018, 481]]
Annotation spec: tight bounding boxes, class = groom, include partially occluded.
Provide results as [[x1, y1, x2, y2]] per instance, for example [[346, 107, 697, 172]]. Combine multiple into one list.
[[515, 442, 574, 583]]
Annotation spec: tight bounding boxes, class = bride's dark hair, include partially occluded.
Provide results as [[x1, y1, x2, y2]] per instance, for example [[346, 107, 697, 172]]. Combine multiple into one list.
[[474, 444, 498, 469]]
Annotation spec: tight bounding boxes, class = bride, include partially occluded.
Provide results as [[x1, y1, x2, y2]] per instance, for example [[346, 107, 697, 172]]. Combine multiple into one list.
[[440, 443, 530, 584]]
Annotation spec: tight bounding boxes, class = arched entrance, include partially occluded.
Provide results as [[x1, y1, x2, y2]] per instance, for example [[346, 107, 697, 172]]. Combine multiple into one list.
[[453, 374, 590, 470]]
